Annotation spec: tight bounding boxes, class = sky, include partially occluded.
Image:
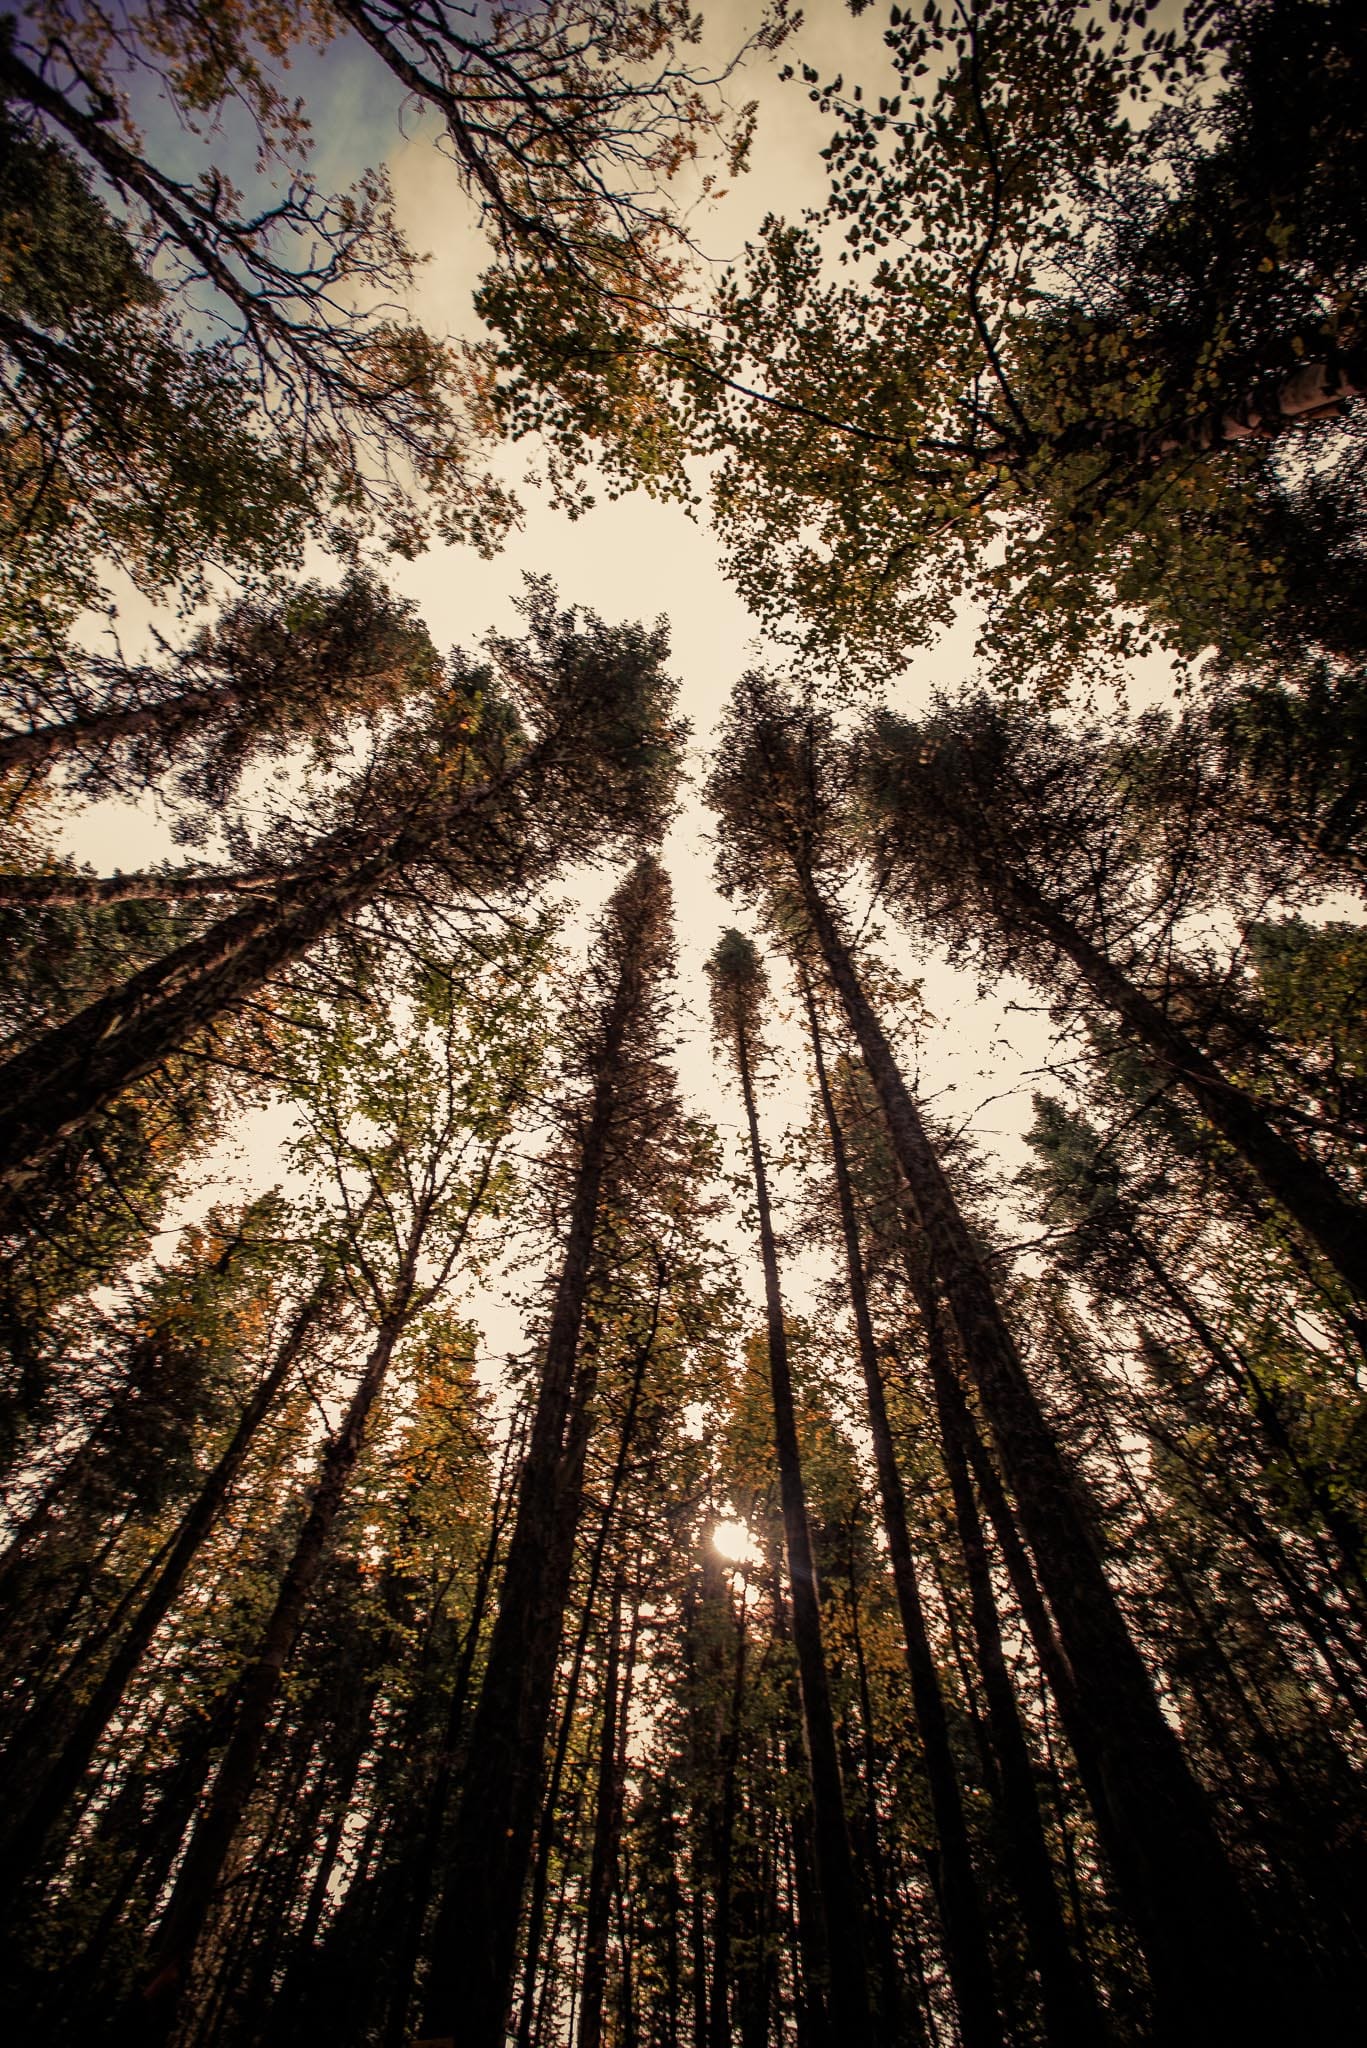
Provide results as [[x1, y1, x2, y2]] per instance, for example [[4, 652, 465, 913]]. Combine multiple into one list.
[[55, 0, 1189, 1358]]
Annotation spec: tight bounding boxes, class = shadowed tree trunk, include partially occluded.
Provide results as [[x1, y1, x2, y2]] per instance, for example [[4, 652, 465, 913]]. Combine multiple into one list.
[[800, 875, 1279, 2046], [418, 861, 673, 2048], [715, 945, 873, 2048], [910, 1263, 1108, 2047], [132, 1204, 434, 2045], [996, 867, 1367, 1301], [802, 976, 1001, 2048], [0, 1275, 333, 1911], [516, 1338, 653, 2048], [578, 1579, 638, 2048]]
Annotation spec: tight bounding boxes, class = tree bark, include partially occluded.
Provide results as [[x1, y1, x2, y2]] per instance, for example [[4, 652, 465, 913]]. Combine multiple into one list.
[[732, 1008, 874, 2048], [0, 742, 534, 1200], [802, 979, 1000, 2048], [577, 1580, 634, 2048], [417, 887, 656, 2048], [133, 1235, 422, 2043], [801, 877, 1279, 2045], [0, 864, 283, 909], [999, 866, 1367, 1300], [0, 1277, 328, 1908], [0, 679, 240, 780], [914, 1276, 1107, 2046], [516, 1340, 652, 2048]]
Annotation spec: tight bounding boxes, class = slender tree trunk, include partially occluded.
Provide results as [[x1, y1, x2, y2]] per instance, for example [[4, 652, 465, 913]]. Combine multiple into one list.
[[386, 1418, 527, 2048], [999, 867, 1367, 1298], [914, 1277, 1107, 2046], [844, 1568, 928, 2048], [0, 679, 240, 778], [732, 1010, 874, 2048], [690, 1880, 709, 2048], [132, 1240, 422, 2043], [0, 856, 385, 1199], [0, 1279, 328, 1907], [516, 1342, 652, 2048], [802, 980, 999, 2048], [0, 748, 531, 1199], [577, 1580, 635, 2048], [418, 883, 659, 2048], [1131, 1230, 1367, 1592], [0, 865, 284, 909], [801, 879, 1278, 2044]]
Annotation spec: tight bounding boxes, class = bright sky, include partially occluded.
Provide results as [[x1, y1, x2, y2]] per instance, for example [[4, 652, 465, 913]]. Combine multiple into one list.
[[57, 0, 1199, 1356]]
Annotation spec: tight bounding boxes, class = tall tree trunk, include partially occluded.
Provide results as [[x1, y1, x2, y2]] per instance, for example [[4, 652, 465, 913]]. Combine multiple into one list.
[[998, 867, 1367, 1299], [385, 1416, 528, 2048], [802, 980, 1000, 2048], [800, 877, 1278, 2045], [417, 876, 662, 2048], [516, 1342, 652, 2048], [732, 1009, 874, 2048], [0, 855, 386, 1199], [708, 1563, 748, 2048], [0, 678, 241, 779], [577, 1580, 636, 2048], [913, 1273, 1106, 2046], [132, 1230, 424, 2044], [1129, 1228, 1367, 1592], [0, 748, 532, 1199], [0, 1278, 328, 1908], [0, 865, 283, 910]]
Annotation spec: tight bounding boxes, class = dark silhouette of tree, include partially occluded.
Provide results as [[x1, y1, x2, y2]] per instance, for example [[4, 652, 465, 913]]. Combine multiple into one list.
[[856, 691, 1367, 1299], [705, 670, 1284, 2045], [706, 929, 874, 2048], [0, 581, 681, 1200]]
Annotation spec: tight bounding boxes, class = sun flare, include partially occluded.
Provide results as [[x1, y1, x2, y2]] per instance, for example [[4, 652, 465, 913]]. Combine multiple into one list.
[[712, 1520, 759, 1567]]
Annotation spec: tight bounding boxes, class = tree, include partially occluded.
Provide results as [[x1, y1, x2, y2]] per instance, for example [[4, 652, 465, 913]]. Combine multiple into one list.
[[798, 973, 1007, 2048], [856, 690, 1367, 1299], [0, 579, 681, 1200], [0, 86, 315, 662], [1, 0, 787, 655], [706, 929, 875, 2048], [128, 923, 546, 2040], [477, 0, 1367, 686], [418, 856, 688, 2048], [0, 571, 436, 824], [0, 1243, 336, 1911], [705, 670, 1284, 2044]]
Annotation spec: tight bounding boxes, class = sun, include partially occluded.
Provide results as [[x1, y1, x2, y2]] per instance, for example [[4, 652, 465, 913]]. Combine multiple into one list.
[[712, 1519, 760, 1567]]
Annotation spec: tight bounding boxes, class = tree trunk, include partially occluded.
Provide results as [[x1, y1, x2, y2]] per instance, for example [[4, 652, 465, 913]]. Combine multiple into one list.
[[732, 1010, 874, 2048], [801, 877, 1278, 2044], [385, 1416, 527, 2048], [0, 864, 282, 909], [0, 677, 240, 779], [0, 744, 533, 1199], [0, 852, 387, 1199], [0, 1278, 328, 1907], [577, 1580, 634, 2048], [914, 1277, 1107, 2046], [516, 1342, 652, 2048], [1131, 1228, 1367, 1592], [417, 913, 648, 2048], [1069, 345, 1367, 466], [1001, 867, 1367, 1299], [802, 980, 1000, 2048], [133, 1251, 419, 2043]]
